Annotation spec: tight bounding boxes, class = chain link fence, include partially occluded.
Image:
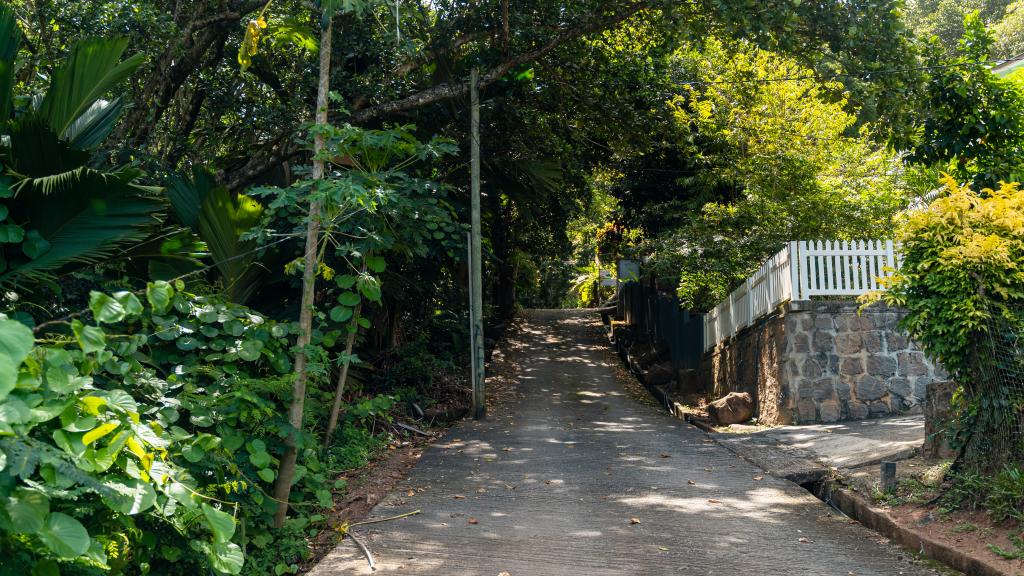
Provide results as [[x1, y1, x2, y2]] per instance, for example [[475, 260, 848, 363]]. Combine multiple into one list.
[[958, 309, 1024, 473]]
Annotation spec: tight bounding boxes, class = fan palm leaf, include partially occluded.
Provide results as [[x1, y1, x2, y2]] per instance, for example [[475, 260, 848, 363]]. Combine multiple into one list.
[[198, 185, 266, 304], [169, 168, 268, 304], [37, 37, 145, 143]]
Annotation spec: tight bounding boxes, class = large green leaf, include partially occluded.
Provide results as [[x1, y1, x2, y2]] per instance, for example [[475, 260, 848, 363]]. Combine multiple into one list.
[[0, 4, 22, 127], [0, 318, 33, 366], [4, 488, 49, 534], [146, 281, 174, 314], [37, 512, 90, 558], [0, 318, 34, 401], [7, 115, 90, 178], [89, 291, 127, 324], [0, 168, 162, 286], [71, 320, 106, 354], [102, 478, 157, 515], [37, 37, 145, 139], [209, 541, 244, 575], [64, 98, 125, 150], [201, 503, 236, 544], [197, 184, 265, 304], [167, 168, 222, 232]]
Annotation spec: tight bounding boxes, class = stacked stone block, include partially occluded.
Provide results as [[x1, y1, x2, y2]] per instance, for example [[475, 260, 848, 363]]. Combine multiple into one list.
[[703, 300, 948, 424]]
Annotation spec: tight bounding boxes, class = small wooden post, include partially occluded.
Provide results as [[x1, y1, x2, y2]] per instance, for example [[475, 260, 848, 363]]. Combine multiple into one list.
[[880, 461, 897, 493]]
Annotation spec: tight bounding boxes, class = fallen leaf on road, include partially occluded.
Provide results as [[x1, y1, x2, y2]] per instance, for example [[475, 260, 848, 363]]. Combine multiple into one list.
[[452, 495, 465, 499], [707, 499, 722, 504], [703, 467, 713, 472], [629, 517, 641, 524], [406, 490, 415, 497], [753, 475, 763, 481], [659, 547, 669, 552], [498, 572, 511, 576], [468, 517, 478, 525], [798, 537, 813, 543], [477, 488, 487, 493], [687, 480, 696, 485]]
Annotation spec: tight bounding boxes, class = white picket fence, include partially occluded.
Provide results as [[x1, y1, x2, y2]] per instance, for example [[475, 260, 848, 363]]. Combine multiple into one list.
[[703, 240, 898, 352]]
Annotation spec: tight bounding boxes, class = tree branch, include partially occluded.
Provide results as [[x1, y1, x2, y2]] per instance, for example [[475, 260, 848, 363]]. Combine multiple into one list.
[[225, 2, 651, 190], [349, 1, 650, 125], [392, 29, 498, 78], [225, 133, 304, 192]]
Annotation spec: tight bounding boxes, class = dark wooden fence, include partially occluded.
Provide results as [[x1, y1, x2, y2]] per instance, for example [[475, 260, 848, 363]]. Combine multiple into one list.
[[617, 282, 704, 372]]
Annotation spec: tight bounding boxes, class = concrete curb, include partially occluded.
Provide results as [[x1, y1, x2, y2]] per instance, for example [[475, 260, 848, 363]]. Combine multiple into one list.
[[607, 325, 677, 413], [817, 480, 1012, 576]]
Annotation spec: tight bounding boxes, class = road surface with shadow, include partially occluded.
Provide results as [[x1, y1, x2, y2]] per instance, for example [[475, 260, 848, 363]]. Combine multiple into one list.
[[309, 309, 949, 575]]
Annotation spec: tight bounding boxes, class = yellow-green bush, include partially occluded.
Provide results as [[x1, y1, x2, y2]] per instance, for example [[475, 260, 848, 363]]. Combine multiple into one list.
[[870, 176, 1024, 377]]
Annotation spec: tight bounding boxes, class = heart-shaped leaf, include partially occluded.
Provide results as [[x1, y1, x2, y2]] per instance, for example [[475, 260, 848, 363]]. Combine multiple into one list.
[[89, 291, 126, 324], [37, 512, 90, 558], [201, 503, 236, 544], [209, 541, 244, 575]]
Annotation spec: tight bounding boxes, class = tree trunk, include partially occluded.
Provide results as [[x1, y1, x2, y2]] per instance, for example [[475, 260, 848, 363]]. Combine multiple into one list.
[[271, 17, 332, 529], [492, 195, 516, 320], [323, 298, 363, 447]]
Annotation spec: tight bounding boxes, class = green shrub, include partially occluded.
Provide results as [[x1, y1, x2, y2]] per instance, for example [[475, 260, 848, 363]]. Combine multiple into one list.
[[865, 178, 1024, 475], [0, 282, 339, 575], [866, 178, 1024, 378], [327, 424, 386, 472]]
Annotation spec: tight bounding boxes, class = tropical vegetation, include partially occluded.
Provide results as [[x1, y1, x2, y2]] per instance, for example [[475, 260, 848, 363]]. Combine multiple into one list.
[[1, 0, 1024, 573]]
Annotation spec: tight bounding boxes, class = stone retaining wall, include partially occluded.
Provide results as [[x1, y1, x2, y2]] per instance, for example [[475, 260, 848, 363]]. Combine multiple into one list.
[[702, 300, 947, 425]]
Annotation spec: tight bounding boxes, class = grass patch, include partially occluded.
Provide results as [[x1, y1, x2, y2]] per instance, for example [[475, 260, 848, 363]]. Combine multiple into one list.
[[989, 534, 1024, 560], [951, 522, 978, 533]]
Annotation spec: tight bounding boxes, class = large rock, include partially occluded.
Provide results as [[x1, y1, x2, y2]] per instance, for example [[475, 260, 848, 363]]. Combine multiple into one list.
[[676, 369, 702, 393], [923, 380, 957, 459], [644, 361, 674, 386], [707, 392, 754, 426], [637, 349, 661, 369]]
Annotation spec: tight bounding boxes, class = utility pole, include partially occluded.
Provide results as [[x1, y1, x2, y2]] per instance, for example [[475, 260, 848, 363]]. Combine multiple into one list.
[[469, 68, 486, 419]]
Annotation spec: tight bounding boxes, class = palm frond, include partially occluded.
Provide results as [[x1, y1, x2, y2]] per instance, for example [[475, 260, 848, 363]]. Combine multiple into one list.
[[167, 168, 218, 231], [1, 168, 162, 286], [198, 185, 265, 304], [7, 114, 89, 177], [64, 98, 124, 150], [37, 37, 145, 138]]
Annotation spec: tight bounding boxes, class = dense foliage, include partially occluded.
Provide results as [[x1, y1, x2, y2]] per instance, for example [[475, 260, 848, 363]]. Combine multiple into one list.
[[2, 283, 331, 575], [2, 0, 1024, 572], [623, 40, 911, 309]]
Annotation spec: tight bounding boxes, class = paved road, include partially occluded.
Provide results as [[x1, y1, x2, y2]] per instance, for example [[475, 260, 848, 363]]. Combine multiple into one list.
[[310, 310, 945, 575]]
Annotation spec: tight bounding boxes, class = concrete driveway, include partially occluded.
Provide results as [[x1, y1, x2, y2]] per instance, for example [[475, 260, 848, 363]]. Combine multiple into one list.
[[309, 309, 947, 575]]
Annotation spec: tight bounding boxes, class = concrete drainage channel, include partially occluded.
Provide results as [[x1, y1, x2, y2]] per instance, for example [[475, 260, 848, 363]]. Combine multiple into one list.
[[714, 429, 1006, 576], [602, 322, 1011, 576]]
